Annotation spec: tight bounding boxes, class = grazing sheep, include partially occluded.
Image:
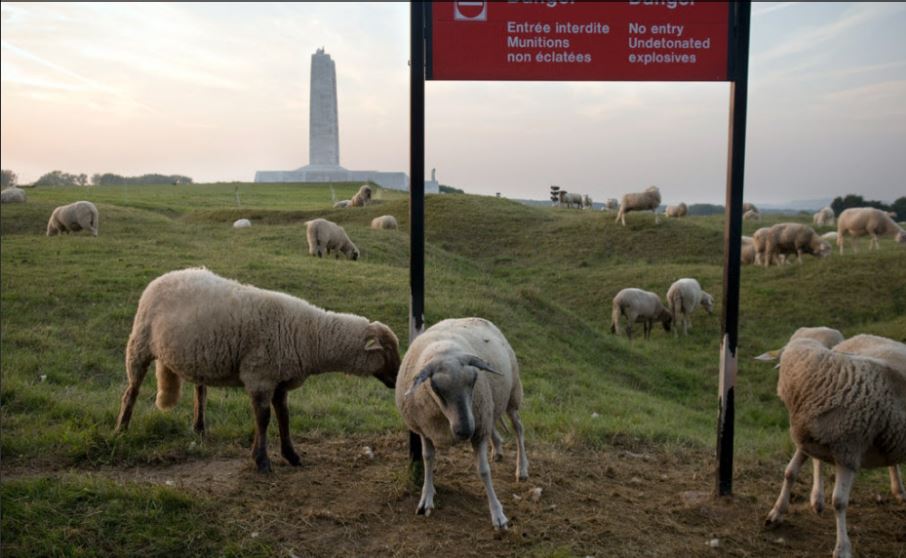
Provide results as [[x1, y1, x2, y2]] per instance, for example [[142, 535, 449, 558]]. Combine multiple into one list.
[[582, 194, 593, 209], [752, 227, 787, 266], [743, 202, 758, 214], [305, 218, 359, 260], [46, 201, 99, 236], [665, 202, 688, 218], [615, 186, 661, 226], [114, 268, 401, 473], [665, 278, 713, 336], [600, 198, 619, 212], [396, 317, 527, 529], [743, 209, 761, 221], [757, 223, 831, 266], [232, 219, 252, 229], [557, 191, 583, 209], [0, 187, 26, 204], [741, 235, 757, 265], [821, 231, 838, 243], [349, 185, 373, 207], [763, 331, 906, 558], [610, 288, 672, 340], [334, 199, 351, 208], [813, 206, 835, 227], [836, 207, 906, 254], [370, 215, 398, 230]]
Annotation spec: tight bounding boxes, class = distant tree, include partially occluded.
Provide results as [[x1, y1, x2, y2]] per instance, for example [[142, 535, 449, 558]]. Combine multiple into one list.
[[439, 184, 464, 194], [76, 173, 88, 187], [1, 169, 17, 188], [687, 203, 724, 216], [92, 173, 192, 185], [891, 197, 906, 221], [34, 170, 80, 187], [91, 173, 103, 186], [831, 194, 890, 216]]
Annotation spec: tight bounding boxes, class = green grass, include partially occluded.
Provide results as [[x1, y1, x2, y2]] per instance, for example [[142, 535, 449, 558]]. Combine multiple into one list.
[[2, 182, 905, 553]]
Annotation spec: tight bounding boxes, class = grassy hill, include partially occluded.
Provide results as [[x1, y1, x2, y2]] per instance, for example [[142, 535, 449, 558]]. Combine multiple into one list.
[[2, 182, 904, 555]]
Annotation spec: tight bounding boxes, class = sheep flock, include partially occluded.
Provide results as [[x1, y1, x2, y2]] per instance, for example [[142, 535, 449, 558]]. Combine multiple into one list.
[[4, 179, 903, 554]]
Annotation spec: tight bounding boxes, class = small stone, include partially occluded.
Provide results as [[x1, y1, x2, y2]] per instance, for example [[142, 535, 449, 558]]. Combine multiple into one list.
[[775, 537, 786, 544], [165, 480, 175, 486], [707, 538, 720, 548], [512, 494, 522, 501], [251, 531, 259, 538], [362, 446, 375, 460], [529, 487, 543, 502], [629, 476, 642, 485], [660, 474, 668, 481], [591, 412, 600, 419], [39, 374, 47, 382]]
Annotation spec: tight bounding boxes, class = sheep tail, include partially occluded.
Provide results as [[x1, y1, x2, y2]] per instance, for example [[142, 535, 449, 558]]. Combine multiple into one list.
[[669, 289, 682, 327], [155, 363, 182, 410], [610, 303, 621, 335]]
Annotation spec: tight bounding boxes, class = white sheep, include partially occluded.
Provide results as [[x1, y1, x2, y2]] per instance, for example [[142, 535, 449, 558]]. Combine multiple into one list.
[[762, 330, 906, 558], [741, 235, 756, 265], [582, 194, 593, 209], [600, 198, 619, 212], [665, 278, 713, 336], [395, 317, 527, 529], [370, 215, 398, 230], [334, 199, 351, 208], [821, 231, 838, 243], [813, 206, 835, 227], [743, 208, 761, 221], [610, 288, 672, 340], [305, 218, 359, 260], [232, 218, 252, 229], [46, 200, 99, 236], [756, 223, 831, 266], [557, 191, 583, 209], [743, 202, 758, 214], [0, 187, 26, 204], [114, 267, 401, 473], [836, 207, 906, 254], [349, 184, 373, 207], [665, 202, 688, 218], [615, 186, 661, 226]]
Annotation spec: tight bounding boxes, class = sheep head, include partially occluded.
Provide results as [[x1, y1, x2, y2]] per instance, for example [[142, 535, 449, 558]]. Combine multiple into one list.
[[406, 354, 500, 442], [363, 321, 400, 388], [701, 292, 715, 315]]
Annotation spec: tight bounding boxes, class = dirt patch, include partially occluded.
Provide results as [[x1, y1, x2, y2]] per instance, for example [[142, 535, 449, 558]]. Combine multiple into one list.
[[6, 435, 906, 557]]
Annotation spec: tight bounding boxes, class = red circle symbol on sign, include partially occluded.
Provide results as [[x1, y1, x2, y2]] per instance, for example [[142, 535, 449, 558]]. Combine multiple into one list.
[[454, 1, 486, 21]]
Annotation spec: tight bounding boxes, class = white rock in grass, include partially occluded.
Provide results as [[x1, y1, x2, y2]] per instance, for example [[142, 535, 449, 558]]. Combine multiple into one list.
[[529, 487, 543, 502], [362, 446, 375, 460], [233, 218, 252, 229], [707, 538, 720, 548]]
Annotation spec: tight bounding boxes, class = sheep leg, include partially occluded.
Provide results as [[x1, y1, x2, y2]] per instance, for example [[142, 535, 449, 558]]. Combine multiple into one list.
[[810, 458, 825, 514], [870, 234, 879, 250], [831, 464, 856, 558], [114, 347, 152, 433], [508, 408, 529, 481], [272, 383, 301, 466], [797, 249, 803, 264], [193, 384, 207, 435], [416, 435, 436, 516], [473, 437, 508, 529], [490, 429, 504, 462], [765, 447, 808, 526], [249, 390, 274, 473], [889, 465, 905, 502]]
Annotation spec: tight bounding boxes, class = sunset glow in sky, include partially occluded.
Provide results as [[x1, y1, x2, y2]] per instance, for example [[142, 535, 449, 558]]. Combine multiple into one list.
[[2, 2, 905, 204]]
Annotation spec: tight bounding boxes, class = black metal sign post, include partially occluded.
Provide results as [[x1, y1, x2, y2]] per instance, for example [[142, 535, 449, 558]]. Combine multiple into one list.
[[717, 0, 750, 497], [408, 1, 426, 464]]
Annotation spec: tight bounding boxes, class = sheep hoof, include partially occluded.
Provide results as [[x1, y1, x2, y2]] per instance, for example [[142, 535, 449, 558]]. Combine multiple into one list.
[[763, 512, 783, 528], [283, 451, 302, 467], [256, 458, 273, 474], [416, 504, 433, 517], [811, 500, 824, 515], [517, 473, 528, 482]]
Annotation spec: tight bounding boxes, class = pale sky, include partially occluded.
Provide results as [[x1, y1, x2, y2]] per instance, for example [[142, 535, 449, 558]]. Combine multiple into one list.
[[2, 2, 905, 204]]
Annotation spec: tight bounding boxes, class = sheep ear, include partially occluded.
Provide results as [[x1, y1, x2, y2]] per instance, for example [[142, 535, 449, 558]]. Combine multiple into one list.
[[364, 337, 382, 351], [405, 364, 437, 397], [754, 349, 782, 362], [461, 355, 501, 375]]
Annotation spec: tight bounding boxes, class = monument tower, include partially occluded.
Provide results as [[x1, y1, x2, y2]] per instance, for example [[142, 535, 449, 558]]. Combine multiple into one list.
[[309, 48, 339, 167], [254, 48, 415, 191]]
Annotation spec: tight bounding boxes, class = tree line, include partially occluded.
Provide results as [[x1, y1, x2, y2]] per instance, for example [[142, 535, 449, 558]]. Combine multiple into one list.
[[831, 194, 905, 222], [0, 169, 192, 188]]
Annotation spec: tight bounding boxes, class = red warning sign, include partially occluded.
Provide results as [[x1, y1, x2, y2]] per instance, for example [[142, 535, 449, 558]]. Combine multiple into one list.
[[429, 1, 732, 81]]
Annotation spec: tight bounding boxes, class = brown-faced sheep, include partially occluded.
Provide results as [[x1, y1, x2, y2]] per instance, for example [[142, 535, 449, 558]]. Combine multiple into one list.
[[114, 268, 401, 473], [349, 185, 373, 207]]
